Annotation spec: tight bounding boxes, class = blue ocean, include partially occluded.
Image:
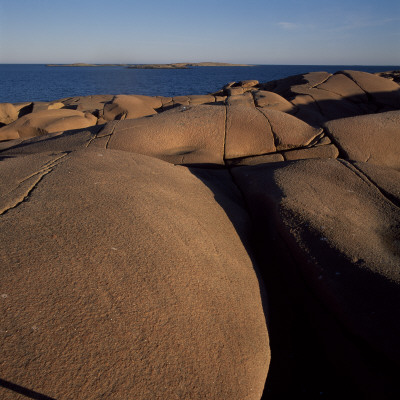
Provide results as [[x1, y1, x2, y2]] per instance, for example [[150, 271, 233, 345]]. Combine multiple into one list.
[[0, 64, 398, 103]]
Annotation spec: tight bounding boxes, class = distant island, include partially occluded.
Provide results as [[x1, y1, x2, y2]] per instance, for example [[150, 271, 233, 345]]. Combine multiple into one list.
[[46, 62, 253, 68], [46, 63, 129, 67], [128, 62, 253, 69]]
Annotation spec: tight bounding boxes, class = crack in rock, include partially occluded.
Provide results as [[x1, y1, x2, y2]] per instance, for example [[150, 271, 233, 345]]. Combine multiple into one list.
[[311, 74, 332, 88], [338, 159, 400, 210], [0, 153, 68, 216], [255, 108, 279, 150]]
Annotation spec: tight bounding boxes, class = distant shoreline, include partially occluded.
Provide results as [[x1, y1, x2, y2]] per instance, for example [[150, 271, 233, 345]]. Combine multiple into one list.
[[46, 62, 254, 68]]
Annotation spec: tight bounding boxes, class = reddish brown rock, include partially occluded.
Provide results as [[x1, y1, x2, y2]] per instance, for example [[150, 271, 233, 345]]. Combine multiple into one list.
[[188, 94, 215, 105], [260, 71, 382, 122], [253, 90, 294, 112], [225, 106, 275, 159], [172, 96, 190, 106], [232, 159, 400, 397], [0, 148, 270, 400], [342, 70, 400, 108], [239, 80, 259, 88], [60, 94, 115, 115], [225, 92, 254, 106], [258, 108, 322, 151], [0, 103, 19, 125], [325, 110, 400, 170], [282, 144, 339, 160], [227, 87, 245, 96], [0, 109, 97, 140], [1, 68, 400, 399], [102, 105, 226, 165], [227, 153, 284, 166], [103, 95, 160, 121], [315, 72, 368, 103]]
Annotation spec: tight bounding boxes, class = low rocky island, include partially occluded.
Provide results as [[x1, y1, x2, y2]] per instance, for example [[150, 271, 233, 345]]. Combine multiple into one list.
[[46, 62, 253, 68], [46, 63, 129, 67], [128, 62, 253, 69], [0, 70, 399, 399]]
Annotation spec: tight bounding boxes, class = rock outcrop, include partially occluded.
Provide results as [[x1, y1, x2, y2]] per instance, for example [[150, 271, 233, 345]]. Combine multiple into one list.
[[0, 70, 399, 400]]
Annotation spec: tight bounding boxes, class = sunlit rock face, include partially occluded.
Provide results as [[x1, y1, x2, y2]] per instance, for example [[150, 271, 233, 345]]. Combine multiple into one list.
[[0, 70, 399, 400]]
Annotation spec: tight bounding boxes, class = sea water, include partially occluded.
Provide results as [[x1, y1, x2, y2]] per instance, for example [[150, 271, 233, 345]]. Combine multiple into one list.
[[0, 64, 398, 103]]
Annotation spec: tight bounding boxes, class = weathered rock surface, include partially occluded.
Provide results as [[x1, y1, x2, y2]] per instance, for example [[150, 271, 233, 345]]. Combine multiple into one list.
[[253, 90, 294, 112], [103, 95, 161, 121], [232, 159, 400, 398], [0, 149, 269, 400], [325, 110, 400, 170], [0, 109, 97, 140], [100, 105, 227, 165], [0, 103, 19, 126], [1, 70, 400, 399]]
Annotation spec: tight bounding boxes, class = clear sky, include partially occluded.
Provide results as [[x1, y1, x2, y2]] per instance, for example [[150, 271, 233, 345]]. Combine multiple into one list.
[[0, 0, 399, 65]]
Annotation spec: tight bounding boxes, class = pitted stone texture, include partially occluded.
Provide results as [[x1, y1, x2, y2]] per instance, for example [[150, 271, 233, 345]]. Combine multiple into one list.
[[103, 95, 160, 121], [225, 106, 275, 159], [325, 110, 400, 170], [0, 109, 97, 141], [0, 148, 269, 400], [106, 105, 226, 165], [258, 108, 322, 151]]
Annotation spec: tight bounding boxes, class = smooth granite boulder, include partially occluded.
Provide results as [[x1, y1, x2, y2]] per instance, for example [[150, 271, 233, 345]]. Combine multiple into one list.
[[225, 106, 275, 159], [98, 105, 226, 165], [253, 90, 294, 112], [103, 95, 161, 121], [0, 109, 97, 140], [258, 108, 322, 151], [0, 148, 269, 400], [325, 110, 400, 170], [315, 72, 369, 103]]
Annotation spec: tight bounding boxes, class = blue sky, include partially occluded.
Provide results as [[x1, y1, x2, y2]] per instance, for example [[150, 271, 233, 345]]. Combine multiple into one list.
[[0, 0, 399, 65]]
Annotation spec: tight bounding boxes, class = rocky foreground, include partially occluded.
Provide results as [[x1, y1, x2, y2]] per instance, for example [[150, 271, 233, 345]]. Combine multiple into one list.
[[0, 70, 399, 399]]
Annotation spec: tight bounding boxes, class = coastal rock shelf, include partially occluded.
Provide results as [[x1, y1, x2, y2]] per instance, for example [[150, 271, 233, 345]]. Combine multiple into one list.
[[1, 70, 399, 399]]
